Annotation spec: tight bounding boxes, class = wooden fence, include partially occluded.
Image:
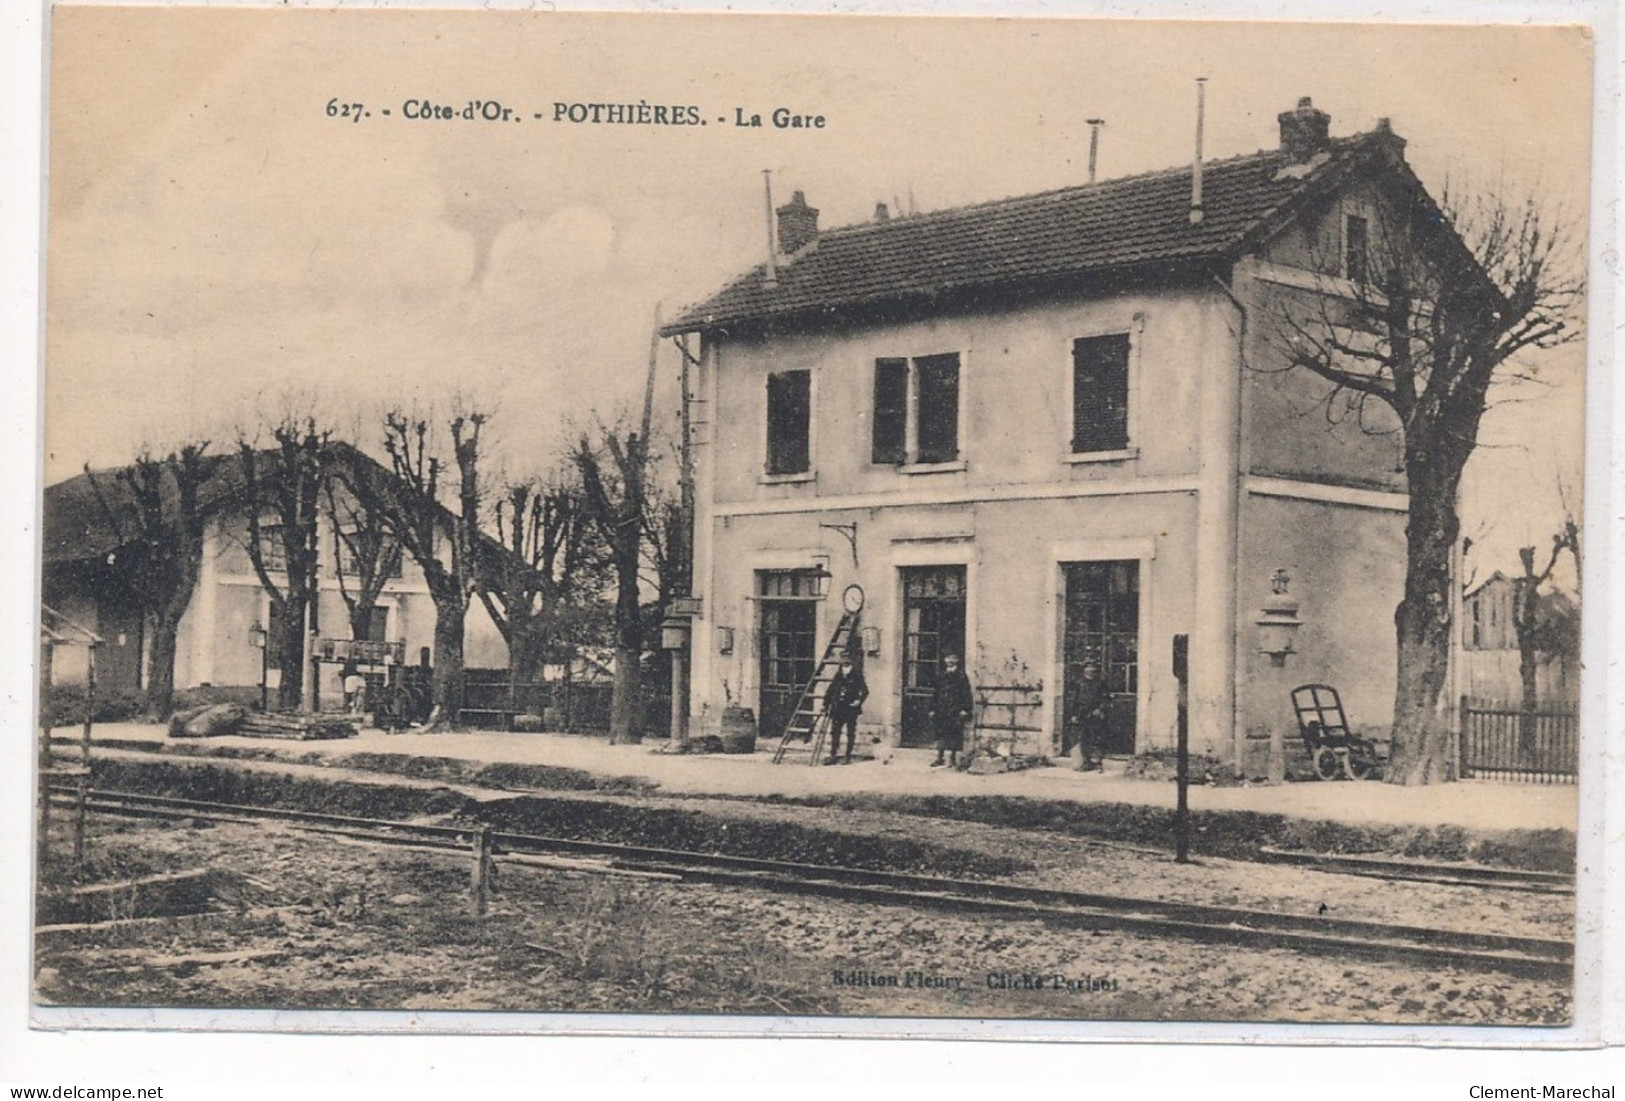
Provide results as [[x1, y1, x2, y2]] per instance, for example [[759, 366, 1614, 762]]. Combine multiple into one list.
[[1458, 696, 1578, 784]]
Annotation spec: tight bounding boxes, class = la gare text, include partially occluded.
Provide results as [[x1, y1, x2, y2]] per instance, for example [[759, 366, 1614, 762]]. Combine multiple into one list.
[[325, 98, 827, 130]]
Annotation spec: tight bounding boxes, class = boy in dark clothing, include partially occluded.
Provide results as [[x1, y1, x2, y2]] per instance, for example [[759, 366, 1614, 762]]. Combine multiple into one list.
[[823, 658, 869, 764], [928, 652, 975, 769]]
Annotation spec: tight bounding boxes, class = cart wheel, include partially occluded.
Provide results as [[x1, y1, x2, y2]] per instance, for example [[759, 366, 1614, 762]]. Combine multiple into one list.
[[1343, 750, 1376, 781], [1312, 747, 1344, 781]]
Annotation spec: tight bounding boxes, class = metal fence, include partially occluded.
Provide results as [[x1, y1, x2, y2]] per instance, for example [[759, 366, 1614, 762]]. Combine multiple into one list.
[[461, 668, 668, 735], [1458, 696, 1578, 784]]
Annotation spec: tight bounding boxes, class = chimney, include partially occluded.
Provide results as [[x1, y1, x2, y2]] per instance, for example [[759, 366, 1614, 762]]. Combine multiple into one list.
[[874, 201, 890, 223], [776, 190, 820, 254], [1278, 96, 1331, 163]]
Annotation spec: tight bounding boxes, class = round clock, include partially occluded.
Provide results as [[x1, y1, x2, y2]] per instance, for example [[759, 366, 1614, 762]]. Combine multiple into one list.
[[841, 584, 866, 614]]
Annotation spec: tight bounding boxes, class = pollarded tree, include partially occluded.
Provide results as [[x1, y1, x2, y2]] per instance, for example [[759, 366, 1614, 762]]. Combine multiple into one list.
[[574, 424, 652, 745], [238, 418, 328, 710], [83, 444, 215, 718], [325, 476, 402, 645], [1513, 519, 1581, 747], [331, 411, 488, 726], [477, 475, 606, 691], [1275, 185, 1582, 784]]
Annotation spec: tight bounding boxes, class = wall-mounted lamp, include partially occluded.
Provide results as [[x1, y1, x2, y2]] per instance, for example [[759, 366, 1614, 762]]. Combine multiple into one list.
[[809, 562, 834, 600], [1255, 568, 1303, 667]]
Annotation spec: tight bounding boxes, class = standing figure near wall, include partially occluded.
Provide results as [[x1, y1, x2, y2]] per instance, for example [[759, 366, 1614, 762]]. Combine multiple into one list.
[[929, 652, 974, 770], [1066, 660, 1108, 771], [823, 657, 869, 764]]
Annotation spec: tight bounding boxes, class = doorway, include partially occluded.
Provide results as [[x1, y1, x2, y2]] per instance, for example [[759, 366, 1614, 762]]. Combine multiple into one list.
[[756, 570, 821, 740], [900, 565, 968, 747], [1061, 560, 1139, 755]]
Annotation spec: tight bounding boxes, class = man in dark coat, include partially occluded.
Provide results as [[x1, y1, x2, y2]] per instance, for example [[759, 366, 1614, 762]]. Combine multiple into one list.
[[929, 652, 975, 769], [1067, 660, 1108, 771], [823, 657, 869, 764]]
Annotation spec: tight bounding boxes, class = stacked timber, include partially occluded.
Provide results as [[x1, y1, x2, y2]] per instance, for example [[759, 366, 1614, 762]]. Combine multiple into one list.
[[237, 712, 358, 741]]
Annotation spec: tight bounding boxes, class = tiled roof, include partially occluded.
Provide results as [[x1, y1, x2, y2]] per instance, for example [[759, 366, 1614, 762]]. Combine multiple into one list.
[[665, 132, 1399, 335], [41, 455, 242, 566]]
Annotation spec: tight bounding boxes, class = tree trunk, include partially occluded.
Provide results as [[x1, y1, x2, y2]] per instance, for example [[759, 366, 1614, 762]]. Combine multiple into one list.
[[349, 604, 377, 644], [609, 644, 643, 745], [431, 599, 466, 726], [275, 593, 307, 711], [607, 546, 644, 744], [1517, 635, 1540, 754], [1386, 467, 1459, 785], [509, 622, 547, 690], [145, 614, 181, 719]]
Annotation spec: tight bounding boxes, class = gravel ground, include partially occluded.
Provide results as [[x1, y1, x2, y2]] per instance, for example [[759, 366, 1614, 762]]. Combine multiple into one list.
[[34, 815, 1570, 1025]]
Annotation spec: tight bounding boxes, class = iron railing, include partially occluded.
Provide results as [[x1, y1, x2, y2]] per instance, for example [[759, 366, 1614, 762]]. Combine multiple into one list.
[[1458, 696, 1578, 784]]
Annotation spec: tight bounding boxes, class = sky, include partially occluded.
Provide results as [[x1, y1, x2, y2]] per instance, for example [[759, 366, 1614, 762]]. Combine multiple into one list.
[[42, 10, 1595, 582]]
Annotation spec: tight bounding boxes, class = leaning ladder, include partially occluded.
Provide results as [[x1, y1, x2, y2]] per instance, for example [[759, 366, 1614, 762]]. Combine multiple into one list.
[[772, 610, 859, 765]]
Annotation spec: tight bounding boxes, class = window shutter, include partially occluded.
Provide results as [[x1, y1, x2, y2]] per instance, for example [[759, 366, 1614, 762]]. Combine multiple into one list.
[[915, 354, 960, 464], [1072, 334, 1130, 453], [766, 370, 811, 475], [872, 358, 908, 464]]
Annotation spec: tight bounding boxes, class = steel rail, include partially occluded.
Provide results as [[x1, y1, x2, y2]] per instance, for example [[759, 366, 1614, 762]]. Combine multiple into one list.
[[55, 787, 1572, 982], [1254, 845, 1574, 894]]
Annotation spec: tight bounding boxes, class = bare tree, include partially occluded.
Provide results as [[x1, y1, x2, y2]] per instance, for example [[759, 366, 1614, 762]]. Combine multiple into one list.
[[324, 477, 401, 644], [332, 412, 488, 726], [83, 445, 213, 718], [238, 419, 328, 710], [1513, 518, 1581, 747], [1274, 184, 1582, 784], [477, 475, 604, 691], [574, 424, 652, 744]]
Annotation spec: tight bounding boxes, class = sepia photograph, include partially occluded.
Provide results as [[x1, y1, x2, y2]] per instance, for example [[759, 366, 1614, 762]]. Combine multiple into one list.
[[27, 7, 1598, 1035]]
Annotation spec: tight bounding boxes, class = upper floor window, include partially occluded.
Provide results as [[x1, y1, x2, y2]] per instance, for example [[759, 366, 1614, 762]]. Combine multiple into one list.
[[872, 353, 961, 466], [257, 522, 288, 573], [336, 529, 404, 580], [1344, 214, 1370, 284], [1071, 333, 1131, 454], [765, 369, 811, 476]]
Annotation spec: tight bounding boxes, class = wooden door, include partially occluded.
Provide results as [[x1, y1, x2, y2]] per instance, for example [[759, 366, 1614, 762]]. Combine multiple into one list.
[[900, 565, 967, 747]]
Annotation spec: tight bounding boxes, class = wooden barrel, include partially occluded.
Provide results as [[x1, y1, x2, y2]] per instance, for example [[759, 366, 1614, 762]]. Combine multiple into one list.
[[719, 706, 757, 754]]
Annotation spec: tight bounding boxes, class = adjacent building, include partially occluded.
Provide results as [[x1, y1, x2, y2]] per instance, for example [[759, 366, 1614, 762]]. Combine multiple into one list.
[[41, 453, 506, 708]]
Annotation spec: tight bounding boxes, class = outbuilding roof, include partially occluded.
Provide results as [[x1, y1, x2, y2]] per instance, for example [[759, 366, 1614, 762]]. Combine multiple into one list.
[[663, 128, 1406, 336]]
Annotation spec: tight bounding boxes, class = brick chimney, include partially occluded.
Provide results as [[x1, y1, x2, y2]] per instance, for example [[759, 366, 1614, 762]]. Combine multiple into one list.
[[776, 190, 819, 254], [1278, 96, 1331, 163]]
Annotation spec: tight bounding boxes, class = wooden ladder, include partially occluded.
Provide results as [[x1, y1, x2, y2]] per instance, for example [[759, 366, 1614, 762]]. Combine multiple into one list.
[[772, 610, 859, 765]]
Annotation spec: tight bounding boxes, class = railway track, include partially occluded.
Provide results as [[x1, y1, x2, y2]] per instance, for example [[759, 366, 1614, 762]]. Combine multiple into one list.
[[52, 785, 1573, 983], [1254, 845, 1574, 894]]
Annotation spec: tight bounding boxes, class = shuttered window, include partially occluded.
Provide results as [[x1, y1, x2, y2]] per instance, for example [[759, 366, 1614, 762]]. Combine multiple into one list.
[[915, 354, 961, 464], [765, 369, 811, 475], [872, 353, 961, 465], [871, 358, 908, 464], [1345, 214, 1370, 284], [1071, 334, 1130, 454]]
